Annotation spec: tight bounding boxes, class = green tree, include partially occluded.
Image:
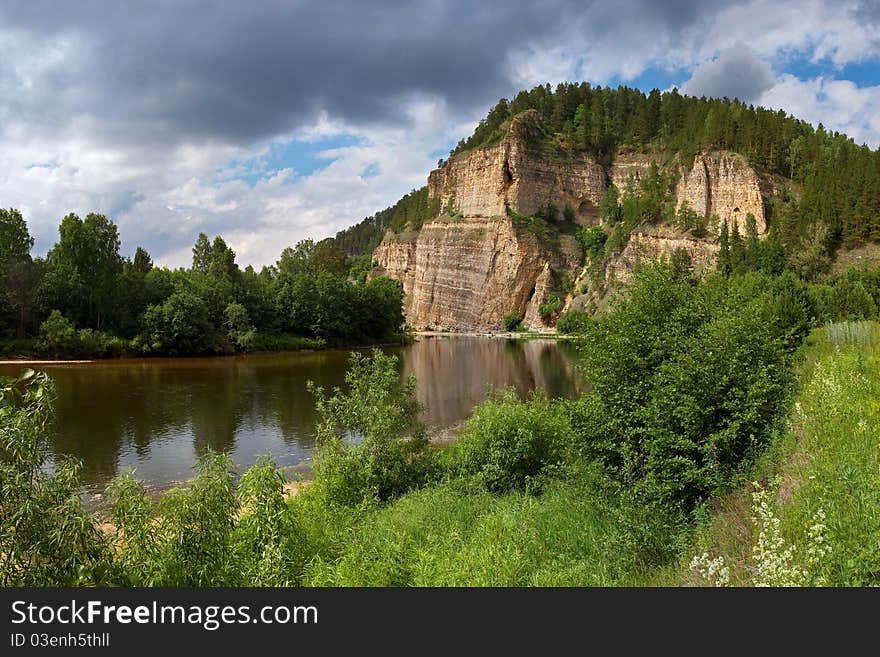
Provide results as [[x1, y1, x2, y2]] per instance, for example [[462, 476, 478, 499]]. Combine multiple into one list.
[[43, 213, 123, 330], [142, 290, 218, 355], [0, 209, 36, 337], [192, 233, 212, 274]]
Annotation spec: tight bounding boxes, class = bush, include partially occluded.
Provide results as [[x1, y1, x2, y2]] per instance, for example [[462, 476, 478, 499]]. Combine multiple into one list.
[[142, 290, 219, 355], [502, 313, 522, 332], [538, 294, 562, 324], [0, 370, 109, 585], [309, 349, 438, 506], [556, 309, 593, 334], [576, 226, 608, 261], [447, 388, 570, 493], [224, 302, 255, 351], [572, 264, 794, 509], [36, 310, 128, 357], [37, 310, 78, 355]]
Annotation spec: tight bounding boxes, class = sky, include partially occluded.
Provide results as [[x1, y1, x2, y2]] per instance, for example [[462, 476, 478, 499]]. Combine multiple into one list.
[[1, 1, 879, 268]]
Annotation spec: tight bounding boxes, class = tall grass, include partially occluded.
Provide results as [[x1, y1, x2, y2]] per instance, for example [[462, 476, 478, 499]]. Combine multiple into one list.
[[822, 320, 878, 347], [682, 322, 880, 586]]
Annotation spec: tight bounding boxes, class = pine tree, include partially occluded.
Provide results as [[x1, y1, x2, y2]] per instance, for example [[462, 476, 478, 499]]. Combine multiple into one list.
[[718, 219, 731, 276]]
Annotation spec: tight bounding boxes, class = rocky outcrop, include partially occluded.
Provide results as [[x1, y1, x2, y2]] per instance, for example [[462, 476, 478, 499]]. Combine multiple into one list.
[[676, 151, 766, 235], [371, 216, 554, 331], [373, 114, 773, 332], [609, 152, 663, 192], [605, 231, 720, 287], [428, 111, 606, 224]]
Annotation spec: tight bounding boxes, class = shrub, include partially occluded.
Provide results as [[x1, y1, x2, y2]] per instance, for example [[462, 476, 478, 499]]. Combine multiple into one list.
[[572, 264, 794, 509], [502, 313, 522, 332], [309, 349, 438, 506], [538, 294, 562, 323], [576, 226, 608, 261], [224, 302, 255, 351], [37, 310, 78, 355], [0, 370, 109, 585], [142, 290, 219, 355], [556, 309, 593, 334], [448, 388, 570, 493]]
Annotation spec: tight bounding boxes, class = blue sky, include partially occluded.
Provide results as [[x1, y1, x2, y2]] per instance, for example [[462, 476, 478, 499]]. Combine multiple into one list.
[[0, 0, 878, 267]]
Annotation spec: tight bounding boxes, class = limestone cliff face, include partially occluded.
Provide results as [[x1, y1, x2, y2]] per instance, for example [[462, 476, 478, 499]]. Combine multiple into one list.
[[428, 111, 606, 223], [371, 216, 550, 331], [676, 151, 767, 235], [609, 153, 663, 192], [373, 116, 772, 331], [605, 230, 720, 287]]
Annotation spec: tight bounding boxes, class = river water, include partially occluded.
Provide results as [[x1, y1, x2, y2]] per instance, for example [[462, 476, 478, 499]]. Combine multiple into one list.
[[0, 336, 582, 494]]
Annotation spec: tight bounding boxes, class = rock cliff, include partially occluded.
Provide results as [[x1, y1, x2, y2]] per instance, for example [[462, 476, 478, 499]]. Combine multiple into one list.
[[428, 111, 606, 223], [676, 151, 767, 235], [372, 116, 772, 331], [372, 216, 555, 331]]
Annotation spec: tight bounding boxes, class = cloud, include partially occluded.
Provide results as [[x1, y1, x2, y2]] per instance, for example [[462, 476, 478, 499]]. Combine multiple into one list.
[[758, 75, 880, 148], [680, 45, 776, 102], [0, 1, 878, 267]]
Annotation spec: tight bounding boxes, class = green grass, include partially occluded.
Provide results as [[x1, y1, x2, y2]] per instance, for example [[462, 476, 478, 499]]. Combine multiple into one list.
[[671, 321, 880, 586], [302, 471, 623, 586]]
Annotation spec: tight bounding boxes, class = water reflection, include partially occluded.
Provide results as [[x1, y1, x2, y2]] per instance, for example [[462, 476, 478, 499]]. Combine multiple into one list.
[[0, 337, 581, 492]]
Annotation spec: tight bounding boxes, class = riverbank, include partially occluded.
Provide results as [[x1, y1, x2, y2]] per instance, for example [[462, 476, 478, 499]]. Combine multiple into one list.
[[415, 329, 569, 339], [662, 321, 880, 586]]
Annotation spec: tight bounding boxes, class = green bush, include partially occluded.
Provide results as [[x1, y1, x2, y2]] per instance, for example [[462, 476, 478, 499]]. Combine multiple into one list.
[[447, 388, 570, 493], [556, 309, 593, 334], [37, 310, 78, 355], [538, 294, 562, 323], [309, 349, 438, 506], [0, 370, 109, 585], [142, 290, 219, 355], [502, 313, 522, 332], [572, 265, 794, 509]]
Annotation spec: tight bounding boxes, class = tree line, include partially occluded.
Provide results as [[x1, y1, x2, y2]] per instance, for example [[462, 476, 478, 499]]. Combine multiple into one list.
[[451, 83, 880, 252], [0, 208, 405, 357]]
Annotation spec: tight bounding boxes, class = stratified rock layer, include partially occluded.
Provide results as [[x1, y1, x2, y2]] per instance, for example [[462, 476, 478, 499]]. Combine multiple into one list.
[[372, 216, 549, 331], [428, 111, 606, 223], [676, 151, 767, 235], [373, 116, 771, 331]]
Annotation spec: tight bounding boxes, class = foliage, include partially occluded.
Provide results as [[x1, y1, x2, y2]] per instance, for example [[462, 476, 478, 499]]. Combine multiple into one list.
[[142, 290, 220, 355], [0, 206, 406, 356], [0, 370, 108, 585], [570, 264, 796, 508], [308, 349, 437, 507], [502, 312, 522, 332], [538, 294, 562, 323], [556, 309, 593, 334], [452, 83, 880, 254], [576, 226, 608, 261], [446, 388, 570, 493]]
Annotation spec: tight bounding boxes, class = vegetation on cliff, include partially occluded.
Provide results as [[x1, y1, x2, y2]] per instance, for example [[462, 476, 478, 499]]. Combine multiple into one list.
[[453, 83, 879, 251]]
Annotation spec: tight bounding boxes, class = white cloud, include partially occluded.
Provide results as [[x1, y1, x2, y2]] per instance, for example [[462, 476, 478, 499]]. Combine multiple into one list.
[[759, 75, 880, 148], [1, 1, 878, 271]]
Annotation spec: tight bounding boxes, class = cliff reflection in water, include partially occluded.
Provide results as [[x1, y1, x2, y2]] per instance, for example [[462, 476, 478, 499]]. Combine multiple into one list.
[[400, 337, 581, 427], [0, 337, 580, 492]]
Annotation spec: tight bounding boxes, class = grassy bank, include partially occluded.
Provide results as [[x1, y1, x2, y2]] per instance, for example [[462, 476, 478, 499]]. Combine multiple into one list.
[[666, 321, 880, 586]]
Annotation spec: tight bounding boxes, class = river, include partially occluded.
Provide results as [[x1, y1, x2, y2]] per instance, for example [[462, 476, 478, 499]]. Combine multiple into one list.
[[0, 336, 582, 496]]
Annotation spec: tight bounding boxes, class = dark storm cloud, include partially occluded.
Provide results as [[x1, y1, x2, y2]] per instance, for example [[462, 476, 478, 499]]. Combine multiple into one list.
[[0, 0, 730, 147]]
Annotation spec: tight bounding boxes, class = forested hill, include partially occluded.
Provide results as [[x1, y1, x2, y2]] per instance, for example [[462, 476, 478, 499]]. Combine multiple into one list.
[[339, 83, 880, 255]]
